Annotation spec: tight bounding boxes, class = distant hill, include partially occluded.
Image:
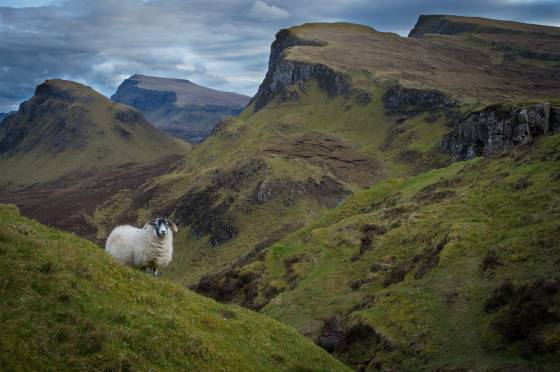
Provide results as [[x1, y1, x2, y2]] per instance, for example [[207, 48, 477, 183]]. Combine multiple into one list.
[[0, 79, 190, 188], [0, 204, 348, 371], [111, 75, 251, 143], [0, 111, 15, 123], [409, 14, 560, 37]]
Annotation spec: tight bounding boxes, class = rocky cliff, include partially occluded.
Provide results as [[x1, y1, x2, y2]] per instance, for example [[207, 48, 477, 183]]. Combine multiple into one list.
[[112, 75, 250, 143], [250, 29, 348, 111], [442, 103, 560, 161], [382, 85, 456, 114]]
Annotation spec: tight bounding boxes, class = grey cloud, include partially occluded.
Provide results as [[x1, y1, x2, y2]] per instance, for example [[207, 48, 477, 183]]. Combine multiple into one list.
[[248, 1, 290, 21], [0, 0, 558, 111]]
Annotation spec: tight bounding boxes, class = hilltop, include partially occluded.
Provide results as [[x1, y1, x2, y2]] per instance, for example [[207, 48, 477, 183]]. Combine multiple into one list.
[[0, 79, 190, 188], [112, 74, 250, 143], [0, 204, 348, 371]]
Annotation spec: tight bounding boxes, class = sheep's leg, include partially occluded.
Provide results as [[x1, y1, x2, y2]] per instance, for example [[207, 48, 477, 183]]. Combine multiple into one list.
[[145, 261, 159, 276], [141, 266, 155, 275]]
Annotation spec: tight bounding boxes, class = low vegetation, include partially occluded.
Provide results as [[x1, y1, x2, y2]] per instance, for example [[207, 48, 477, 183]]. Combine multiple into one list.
[[0, 204, 348, 371], [206, 133, 560, 370]]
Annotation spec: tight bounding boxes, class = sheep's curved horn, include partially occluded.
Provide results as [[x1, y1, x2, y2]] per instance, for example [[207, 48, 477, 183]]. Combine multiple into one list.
[[167, 219, 178, 232], [143, 219, 156, 230]]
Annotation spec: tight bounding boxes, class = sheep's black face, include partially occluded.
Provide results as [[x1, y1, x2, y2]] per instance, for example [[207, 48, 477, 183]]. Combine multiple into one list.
[[147, 218, 178, 238], [150, 218, 168, 238]]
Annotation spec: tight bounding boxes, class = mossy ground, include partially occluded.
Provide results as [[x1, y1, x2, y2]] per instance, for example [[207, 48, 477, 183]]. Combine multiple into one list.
[[237, 134, 560, 370], [0, 204, 349, 371]]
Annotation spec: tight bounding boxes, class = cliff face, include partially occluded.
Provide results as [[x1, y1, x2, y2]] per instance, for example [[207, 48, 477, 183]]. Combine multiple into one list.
[[250, 29, 348, 111], [382, 85, 456, 113], [442, 103, 560, 161], [112, 79, 177, 111], [112, 75, 250, 143]]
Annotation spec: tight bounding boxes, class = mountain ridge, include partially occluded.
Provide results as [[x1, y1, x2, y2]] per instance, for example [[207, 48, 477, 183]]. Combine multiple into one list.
[[409, 14, 560, 38]]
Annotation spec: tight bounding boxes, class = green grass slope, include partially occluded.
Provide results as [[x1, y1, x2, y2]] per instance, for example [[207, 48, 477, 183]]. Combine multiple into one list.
[[0, 204, 349, 371], [217, 133, 560, 370]]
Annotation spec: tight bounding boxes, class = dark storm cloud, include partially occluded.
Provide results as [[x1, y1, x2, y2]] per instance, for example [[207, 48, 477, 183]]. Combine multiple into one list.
[[0, 0, 558, 111]]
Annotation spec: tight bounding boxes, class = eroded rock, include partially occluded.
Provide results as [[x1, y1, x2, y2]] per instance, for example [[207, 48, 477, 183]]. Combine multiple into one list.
[[383, 85, 456, 114], [442, 103, 560, 161], [251, 29, 348, 111]]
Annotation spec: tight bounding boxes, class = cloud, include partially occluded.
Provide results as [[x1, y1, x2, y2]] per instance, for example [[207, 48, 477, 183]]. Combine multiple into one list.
[[248, 1, 289, 21], [0, 0, 558, 111]]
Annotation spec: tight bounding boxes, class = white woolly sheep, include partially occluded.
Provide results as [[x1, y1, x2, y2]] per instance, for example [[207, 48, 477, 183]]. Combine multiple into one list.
[[105, 217, 178, 275]]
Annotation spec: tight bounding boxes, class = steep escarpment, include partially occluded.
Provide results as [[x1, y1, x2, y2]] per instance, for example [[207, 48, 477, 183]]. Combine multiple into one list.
[[250, 28, 347, 111], [0, 79, 189, 187], [442, 103, 560, 160], [112, 75, 250, 143]]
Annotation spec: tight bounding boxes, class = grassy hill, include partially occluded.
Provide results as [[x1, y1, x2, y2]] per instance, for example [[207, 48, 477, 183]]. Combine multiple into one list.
[[0, 204, 348, 371], [197, 131, 560, 371], [0, 79, 190, 188]]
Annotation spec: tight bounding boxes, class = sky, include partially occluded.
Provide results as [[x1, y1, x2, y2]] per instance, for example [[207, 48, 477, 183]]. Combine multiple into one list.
[[0, 0, 559, 111]]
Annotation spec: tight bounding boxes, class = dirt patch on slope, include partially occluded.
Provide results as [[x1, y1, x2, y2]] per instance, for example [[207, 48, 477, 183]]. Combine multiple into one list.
[[264, 133, 384, 187]]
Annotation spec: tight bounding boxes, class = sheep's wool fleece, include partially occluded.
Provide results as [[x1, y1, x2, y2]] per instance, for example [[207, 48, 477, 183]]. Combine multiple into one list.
[[105, 225, 173, 268]]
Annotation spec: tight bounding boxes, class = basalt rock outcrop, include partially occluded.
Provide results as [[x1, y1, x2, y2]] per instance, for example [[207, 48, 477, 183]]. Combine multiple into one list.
[[382, 85, 456, 114], [442, 103, 560, 161], [250, 29, 348, 111]]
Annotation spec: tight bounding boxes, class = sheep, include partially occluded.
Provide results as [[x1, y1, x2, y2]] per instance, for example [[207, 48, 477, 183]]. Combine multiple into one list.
[[105, 217, 178, 276]]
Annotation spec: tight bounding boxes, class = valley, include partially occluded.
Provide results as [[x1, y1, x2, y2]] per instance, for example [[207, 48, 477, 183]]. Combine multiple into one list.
[[0, 13, 559, 371]]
